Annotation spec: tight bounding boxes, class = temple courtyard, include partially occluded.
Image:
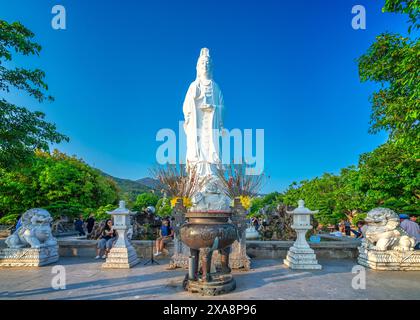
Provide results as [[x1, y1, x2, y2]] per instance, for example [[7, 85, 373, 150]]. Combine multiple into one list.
[[1, 258, 420, 300]]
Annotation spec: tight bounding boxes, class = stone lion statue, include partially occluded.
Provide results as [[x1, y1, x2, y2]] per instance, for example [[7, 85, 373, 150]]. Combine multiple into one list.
[[5, 208, 57, 249], [362, 207, 415, 252]]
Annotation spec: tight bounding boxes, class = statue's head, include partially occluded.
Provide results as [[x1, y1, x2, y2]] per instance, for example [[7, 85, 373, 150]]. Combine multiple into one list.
[[196, 48, 213, 80], [365, 207, 399, 226], [21, 208, 52, 226]]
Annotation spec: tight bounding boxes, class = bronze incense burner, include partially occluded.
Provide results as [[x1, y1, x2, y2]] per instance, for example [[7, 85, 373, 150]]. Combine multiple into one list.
[[180, 210, 238, 295]]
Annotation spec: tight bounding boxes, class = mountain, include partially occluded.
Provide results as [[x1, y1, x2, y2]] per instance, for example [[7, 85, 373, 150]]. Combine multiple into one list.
[[99, 171, 158, 202], [136, 177, 161, 190]]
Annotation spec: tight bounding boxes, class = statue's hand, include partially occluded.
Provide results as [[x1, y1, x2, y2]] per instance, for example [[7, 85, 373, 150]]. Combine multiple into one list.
[[200, 104, 215, 111]]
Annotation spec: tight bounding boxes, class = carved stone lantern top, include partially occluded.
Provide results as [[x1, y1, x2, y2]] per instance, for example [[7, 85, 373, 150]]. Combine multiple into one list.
[[107, 200, 136, 215], [287, 200, 318, 215]]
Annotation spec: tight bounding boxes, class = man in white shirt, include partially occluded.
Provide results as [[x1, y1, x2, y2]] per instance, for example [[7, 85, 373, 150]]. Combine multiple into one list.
[[330, 224, 343, 237], [400, 214, 420, 249]]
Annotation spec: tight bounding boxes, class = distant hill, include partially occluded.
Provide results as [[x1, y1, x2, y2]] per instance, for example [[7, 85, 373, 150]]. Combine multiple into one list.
[[136, 177, 161, 190], [99, 171, 159, 202]]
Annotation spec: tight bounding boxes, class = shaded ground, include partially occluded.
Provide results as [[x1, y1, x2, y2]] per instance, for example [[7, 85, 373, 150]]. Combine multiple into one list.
[[0, 258, 419, 300]]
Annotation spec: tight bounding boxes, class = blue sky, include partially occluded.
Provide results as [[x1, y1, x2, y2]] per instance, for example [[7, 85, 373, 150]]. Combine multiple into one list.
[[0, 0, 409, 192]]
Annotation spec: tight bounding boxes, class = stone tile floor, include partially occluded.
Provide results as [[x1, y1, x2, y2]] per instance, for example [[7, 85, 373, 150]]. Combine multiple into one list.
[[0, 258, 419, 300]]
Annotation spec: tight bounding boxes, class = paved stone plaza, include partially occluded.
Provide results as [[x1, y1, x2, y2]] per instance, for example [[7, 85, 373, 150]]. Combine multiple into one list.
[[1, 258, 420, 300]]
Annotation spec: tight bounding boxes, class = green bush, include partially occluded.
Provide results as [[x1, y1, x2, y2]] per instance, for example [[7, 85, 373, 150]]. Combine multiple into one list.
[[0, 150, 119, 221], [0, 213, 19, 226], [133, 192, 159, 212], [352, 213, 367, 226], [155, 198, 172, 217], [91, 204, 118, 221]]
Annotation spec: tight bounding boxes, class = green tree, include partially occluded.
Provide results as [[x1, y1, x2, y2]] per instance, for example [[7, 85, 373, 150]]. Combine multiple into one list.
[[0, 150, 119, 220], [155, 197, 172, 217], [383, 0, 419, 32], [282, 167, 370, 225], [250, 192, 282, 216], [90, 204, 118, 221], [358, 2, 419, 150], [282, 174, 347, 225], [0, 20, 68, 169], [358, 142, 419, 213], [133, 192, 159, 212]]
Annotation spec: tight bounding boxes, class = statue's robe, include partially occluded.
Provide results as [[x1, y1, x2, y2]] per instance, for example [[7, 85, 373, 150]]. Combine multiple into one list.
[[183, 79, 224, 176]]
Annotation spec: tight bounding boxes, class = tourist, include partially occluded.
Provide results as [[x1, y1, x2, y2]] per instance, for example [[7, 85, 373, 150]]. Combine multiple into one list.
[[74, 215, 85, 236], [154, 218, 174, 256], [400, 214, 420, 250], [410, 215, 418, 224], [344, 220, 351, 236], [350, 221, 365, 238], [338, 221, 346, 234], [252, 217, 260, 230], [330, 224, 343, 237], [95, 219, 117, 259], [86, 214, 95, 234]]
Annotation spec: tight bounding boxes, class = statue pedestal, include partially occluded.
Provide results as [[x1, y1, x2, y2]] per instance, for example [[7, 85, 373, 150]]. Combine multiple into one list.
[[102, 246, 139, 269], [358, 246, 420, 271], [283, 246, 321, 270], [0, 245, 59, 267], [183, 273, 236, 296]]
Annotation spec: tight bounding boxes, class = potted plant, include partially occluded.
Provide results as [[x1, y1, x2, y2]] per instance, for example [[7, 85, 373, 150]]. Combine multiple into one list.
[[216, 164, 267, 213]]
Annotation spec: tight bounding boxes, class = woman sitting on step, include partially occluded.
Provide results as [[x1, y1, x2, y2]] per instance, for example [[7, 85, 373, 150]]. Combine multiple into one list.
[[154, 218, 174, 256], [95, 219, 117, 259]]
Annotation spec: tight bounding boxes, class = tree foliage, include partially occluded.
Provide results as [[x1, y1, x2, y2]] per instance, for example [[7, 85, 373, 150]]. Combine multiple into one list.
[[278, 0, 420, 225], [358, 142, 419, 213], [0, 20, 68, 169], [282, 168, 367, 225], [133, 192, 159, 212], [358, 33, 419, 149], [383, 0, 419, 32], [0, 150, 119, 220], [155, 197, 172, 217]]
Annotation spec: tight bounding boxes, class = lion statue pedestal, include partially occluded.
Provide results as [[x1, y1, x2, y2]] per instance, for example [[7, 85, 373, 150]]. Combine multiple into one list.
[[0, 208, 59, 267], [357, 208, 420, 271]]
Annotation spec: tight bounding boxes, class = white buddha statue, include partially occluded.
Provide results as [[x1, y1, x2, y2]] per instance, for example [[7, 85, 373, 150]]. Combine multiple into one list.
[[182, 48, 230, 211]]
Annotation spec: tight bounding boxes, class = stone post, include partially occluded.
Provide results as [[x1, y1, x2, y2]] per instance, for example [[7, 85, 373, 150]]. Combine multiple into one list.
[[228, 197, 251, 270], [169, 198, 190, 269], [102, 200, 140, 269], [284, 200, 321, 270], [211, 197, 251, 270]]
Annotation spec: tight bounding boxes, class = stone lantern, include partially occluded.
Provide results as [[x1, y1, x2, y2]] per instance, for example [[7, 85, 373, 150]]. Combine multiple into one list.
[[102, 200, 140, 269], [284, 200, 321, 270]]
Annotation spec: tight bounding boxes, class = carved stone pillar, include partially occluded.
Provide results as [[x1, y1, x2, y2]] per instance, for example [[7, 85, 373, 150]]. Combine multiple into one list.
[[169, 198, 190, 269], [213, 197, 251, 270], [102, 201, 140, 269], [284, 200, 321, 270]]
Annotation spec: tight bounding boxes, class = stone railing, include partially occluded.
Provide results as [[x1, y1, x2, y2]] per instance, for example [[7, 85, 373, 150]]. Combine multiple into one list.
[[246, 240, 360, 259], [1, 238, 360, 260], [56, 239, 360, 260]]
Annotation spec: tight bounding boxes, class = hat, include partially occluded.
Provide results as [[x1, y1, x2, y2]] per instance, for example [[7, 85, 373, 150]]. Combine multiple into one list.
[[399, 214, 409, 219]]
